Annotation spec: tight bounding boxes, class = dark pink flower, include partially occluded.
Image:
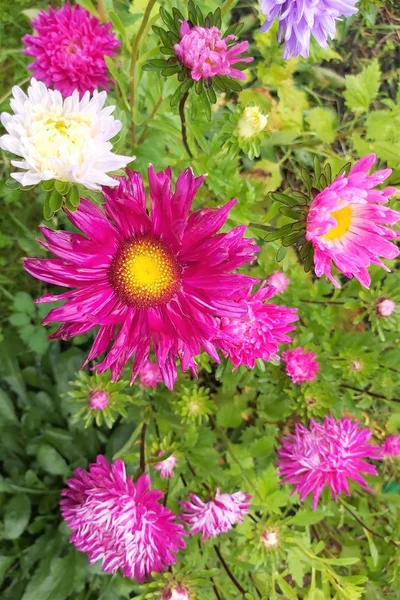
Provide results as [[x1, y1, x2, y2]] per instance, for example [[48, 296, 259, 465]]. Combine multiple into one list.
[[267, 270, 290, 295], [174, 21, 252, 81], [139, 360, 163, 388], [24, 167, 259, 389], [216, 283, 298, 369], [282, 347, 319, 384], [278, 417, 381, 509], [22, 3, 120, 97], [381, 434, 400, 458], [306, 154, 400, 288], [60, 455, 185, 581], [180, 489, 251, 541]]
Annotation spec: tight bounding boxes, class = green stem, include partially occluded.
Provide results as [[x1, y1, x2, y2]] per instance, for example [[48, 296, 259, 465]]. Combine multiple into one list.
[[338, 498, 400, 549], [129, 0, 158, 144], [140, 422, 147, 474], [214, 545, 247, 596], [179, 92, 193, 159], [8, 484, 59, 495]]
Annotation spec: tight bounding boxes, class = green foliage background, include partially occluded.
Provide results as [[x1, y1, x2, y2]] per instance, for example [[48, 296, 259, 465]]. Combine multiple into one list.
[[0, 0, 399, 599]]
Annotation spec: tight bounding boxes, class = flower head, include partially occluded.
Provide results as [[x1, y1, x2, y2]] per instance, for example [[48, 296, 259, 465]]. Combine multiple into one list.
[[180, 489, 251, 541], [278, 416, 381, 509], [60, 455, 185, 581], [174, 21, 252, 81], [25, 167, 259, 389], [261, 528, 279, 549], [217, 283, 298, 369], [381, 434, 400, 458], [155, 452, 178, 479], [376, 298, 396, 318], [238, 106, 268, 139], [282, 347, 319, 384], [260, 0, 359, 59], [88, 389, 109, 411], [0, 79, 131, 190], [267, 270, 290, 295], [162, 585, 190, 600], [139, 360, 163, 388], [175, 386, 215, 424], [22, 3, 120, 97], [306, 154, 400, 288]]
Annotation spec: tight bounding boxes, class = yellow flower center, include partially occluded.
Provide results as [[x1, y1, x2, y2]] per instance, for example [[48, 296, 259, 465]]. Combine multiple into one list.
[[322, 205, 353, 241], [110, 237, 181, 308]]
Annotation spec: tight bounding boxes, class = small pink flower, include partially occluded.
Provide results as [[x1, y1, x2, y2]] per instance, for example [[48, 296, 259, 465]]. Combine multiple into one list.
[[22, 3, 120, 97], [180, 489, 251, 541], [60, 455, 185, 581], [381, 434, 400, 458], [162, 586, 190, 600], [155, 452, 178, 479], [217, 283, 298, 369], [139, 360, 163, 388], [376, 298, 396, 317], [267, 271, 290, 295], [278, 416, 381, 509], [282, 347, 319, 384], [262, 529, 279, 548], [88, 389, 109, 411], [306, 154, 400, 288], [174, 21, 253, 81]]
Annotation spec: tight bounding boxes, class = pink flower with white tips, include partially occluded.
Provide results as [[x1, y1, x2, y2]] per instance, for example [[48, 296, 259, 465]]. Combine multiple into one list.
[[306, 154, 400, 288], [278, 416, 381, 509], [180, 489, 251, 541], [154, 452, 178, 479]]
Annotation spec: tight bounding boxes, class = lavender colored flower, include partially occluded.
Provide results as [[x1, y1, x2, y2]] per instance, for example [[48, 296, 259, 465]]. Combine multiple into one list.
[[260, 0, 359, 59], [278, 417, 381, 509], [22, 3, 120, 97], [60, 455, 185, 581], [180, 489, 251, 541]]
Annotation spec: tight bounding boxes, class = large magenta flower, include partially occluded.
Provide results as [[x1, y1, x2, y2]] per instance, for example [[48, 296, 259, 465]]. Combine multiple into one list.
[[174, 21, 252, 81], [306, 154, 400, 288], [216, 283, 298, 368], [60, 455, 185, 581], [24, 167, 259, 388], [22, 3, 120, 97], [180, 489, 251, 541], [278, 417, 381, 509]]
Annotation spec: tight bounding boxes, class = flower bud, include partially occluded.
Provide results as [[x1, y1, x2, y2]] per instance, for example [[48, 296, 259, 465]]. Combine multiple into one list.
[[238, 106, 268, 139]]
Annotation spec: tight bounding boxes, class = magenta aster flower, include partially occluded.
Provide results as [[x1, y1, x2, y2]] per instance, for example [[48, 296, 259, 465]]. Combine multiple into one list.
[[24, 167, 259, 389], [174, 21, 252, 81], [381, 434, 400, 458], [155, 452, 178, 479], [376, 298, 396, 317], [180, 489, 251, 541], [60, 455, 185, 581], [306, 154, 400, 289], [267, 270, 290, 295], [282, 347, 319, 384], [139, 360, 163, 388], [260, 0, 359, 59], [216, 283, 298, 369], [278, 417, 381, 509], [88, 389, 109, 411], [22, 3, 120, 97]]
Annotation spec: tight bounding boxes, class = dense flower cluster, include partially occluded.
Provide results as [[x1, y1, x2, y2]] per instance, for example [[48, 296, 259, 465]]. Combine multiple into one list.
[[282, 347, 319, 384], [278, 417, 381, 509], [22, 3, 120, 97], [180, 489, 251, 540], [60, 456, 186, 581]]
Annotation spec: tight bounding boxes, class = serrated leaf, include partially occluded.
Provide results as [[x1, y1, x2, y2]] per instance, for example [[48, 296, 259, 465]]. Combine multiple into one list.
[[344, 59, 381, 113]]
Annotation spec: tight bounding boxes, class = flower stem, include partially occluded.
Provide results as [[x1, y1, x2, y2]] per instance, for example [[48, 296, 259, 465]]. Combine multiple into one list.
[[221, 0, 239, 17], [338, 498, 400, 549], [179, 92, 193, 159], [214, 545, 247, 596], [140, 422, 147, 473], [340, 384, 400, 403], [129, 0, 158, 144]]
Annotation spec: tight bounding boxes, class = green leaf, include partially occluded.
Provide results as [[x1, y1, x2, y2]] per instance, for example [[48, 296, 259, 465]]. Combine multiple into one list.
[[13, 291, 35, 315], [37, 444, 70, 477], [48, 189, 64, 213], [290, 509, 331, 526], [3, 494, 31, 539], [68, 186, 80, 208], [344, 59, 381, 113], [363, 529, 379, 567], [0, 389, 18, 424], [307, 107, 337, 144], [9, 312, 31, 326]]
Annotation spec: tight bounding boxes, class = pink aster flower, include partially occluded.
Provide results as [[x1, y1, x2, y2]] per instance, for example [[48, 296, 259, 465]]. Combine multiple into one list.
[[376, 297, 396, 317], [24, 167, 259, 390], [22, 3, 120, 97], [180, 489, 251, 541], [162, 585, 190, 600], [174, 21, 253, 81], [154, 452, 178, 479], [278, 416, 381, 509], [381, 434, 400, 458], [282, 347, 319, 384], [60, 455, 185, 581], [216, 283, 298, 369], [306, 154, 400, 288], [267, 270, 290, 295], [88, 389, 109, 411], [139, 360, 163, 388]]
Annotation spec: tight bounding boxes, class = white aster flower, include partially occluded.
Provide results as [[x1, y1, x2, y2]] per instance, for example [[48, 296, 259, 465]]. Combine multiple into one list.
[[0, 78, 133, 190], [237, 106, 268, 139]]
